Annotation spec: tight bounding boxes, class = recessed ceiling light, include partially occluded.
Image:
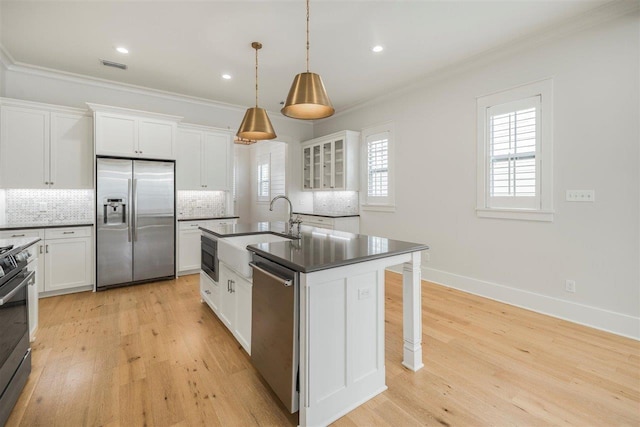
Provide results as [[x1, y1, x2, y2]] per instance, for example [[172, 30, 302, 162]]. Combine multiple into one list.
[[372, 45, 384, 53], [116, 46, 129, 54], [222, 74, 232, 80]]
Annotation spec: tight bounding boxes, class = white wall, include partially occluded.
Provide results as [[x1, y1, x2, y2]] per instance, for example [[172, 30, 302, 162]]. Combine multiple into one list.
[[2, 65, 313, 143], [314, 13, 640, 338]]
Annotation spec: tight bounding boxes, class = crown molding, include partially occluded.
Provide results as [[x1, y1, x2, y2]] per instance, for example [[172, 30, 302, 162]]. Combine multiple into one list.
[[323, 0, 639, 121], [0, 43, 311, 125]]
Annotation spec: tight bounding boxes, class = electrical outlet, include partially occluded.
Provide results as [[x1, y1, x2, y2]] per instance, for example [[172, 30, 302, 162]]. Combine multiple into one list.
[[565, 280, 576, 293], [358, 287, 371, 300], [566, 190, 595, 202], [39, 202, 47, 212]]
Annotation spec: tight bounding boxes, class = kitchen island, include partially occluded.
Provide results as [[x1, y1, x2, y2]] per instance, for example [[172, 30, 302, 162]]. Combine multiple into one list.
[[200, 222, 428, 426]]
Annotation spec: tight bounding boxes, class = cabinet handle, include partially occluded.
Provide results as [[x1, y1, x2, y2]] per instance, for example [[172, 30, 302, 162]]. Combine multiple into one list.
[[39, 245, 43, 254], [50, 182, 54, 185], [204, 289, 211, 295], [11, 234, 25, 237], [44, 181, 49, 185], [227, 280, 230, 292], [63, 231, 75, 234], [45, 245, 49, 253], [231, 280, 235, 293]]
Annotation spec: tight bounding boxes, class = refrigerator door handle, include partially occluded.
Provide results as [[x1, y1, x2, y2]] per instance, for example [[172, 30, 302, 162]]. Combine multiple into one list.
[[128, 178, 133, 243], [132, 178, 138, 242]]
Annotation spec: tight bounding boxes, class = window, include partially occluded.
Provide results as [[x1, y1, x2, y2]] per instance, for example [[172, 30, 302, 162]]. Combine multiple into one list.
[[362, 123, 395, 211], [257, 153, 270, 202], [477, 79, 553, 221]]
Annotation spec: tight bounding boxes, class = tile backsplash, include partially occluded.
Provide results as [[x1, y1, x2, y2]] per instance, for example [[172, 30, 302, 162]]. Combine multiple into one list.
[[5, 189, 94, 223], [177, 191, 227, 219], [313, 191, 359, 215]]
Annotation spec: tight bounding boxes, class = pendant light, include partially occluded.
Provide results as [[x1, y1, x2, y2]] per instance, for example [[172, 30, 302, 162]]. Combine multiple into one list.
[[281, 0, 334, 120], [237, 42, 277, 141]]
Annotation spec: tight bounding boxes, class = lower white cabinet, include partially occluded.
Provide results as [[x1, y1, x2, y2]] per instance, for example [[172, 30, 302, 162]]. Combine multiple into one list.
[[0, 226, 94, 296], [297, 214, 360, 234], [204, 262, 252, 355], [25, 242, 39, 341], [177, 218, 237, 275]]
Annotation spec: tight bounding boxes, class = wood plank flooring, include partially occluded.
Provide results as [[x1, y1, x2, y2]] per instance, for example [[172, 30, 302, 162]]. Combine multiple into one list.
[[6, 272, 640, 426]]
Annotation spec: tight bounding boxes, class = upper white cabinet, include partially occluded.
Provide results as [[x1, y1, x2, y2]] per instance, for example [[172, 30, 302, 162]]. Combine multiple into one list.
[[0, 99, 93, 189], [176, 124, 233, 191], [302, 130, 360, 191], [88, 103, 182, 160]]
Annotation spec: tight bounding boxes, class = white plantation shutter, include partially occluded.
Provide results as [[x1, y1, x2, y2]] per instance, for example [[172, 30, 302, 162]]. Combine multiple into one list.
[[487, 96, 541, 209], [257, 153, 270, 201], [367, 132, 389, 198]]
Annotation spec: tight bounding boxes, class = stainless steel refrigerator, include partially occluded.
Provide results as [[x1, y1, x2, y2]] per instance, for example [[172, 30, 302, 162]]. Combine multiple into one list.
[[96, 158, 175, 289]]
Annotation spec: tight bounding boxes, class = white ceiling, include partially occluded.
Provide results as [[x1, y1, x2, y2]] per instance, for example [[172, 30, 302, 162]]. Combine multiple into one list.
[[0, 0, 611, 114]]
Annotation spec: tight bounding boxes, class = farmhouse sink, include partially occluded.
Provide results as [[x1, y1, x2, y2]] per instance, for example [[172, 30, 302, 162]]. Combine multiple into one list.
[[218, 233, 294, 278]]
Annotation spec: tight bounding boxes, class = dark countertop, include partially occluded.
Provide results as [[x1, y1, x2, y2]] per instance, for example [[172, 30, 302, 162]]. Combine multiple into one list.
[[0, 236, 41, 258], [292, 211, 360, 218], [201, 222, 428, 273], [0, 222, 94, 231], [178, 216, 239, 222]]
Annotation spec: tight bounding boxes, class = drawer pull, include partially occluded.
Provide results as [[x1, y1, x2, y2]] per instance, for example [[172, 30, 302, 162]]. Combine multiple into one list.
[[204, 290, 211, 295], [63, 231, 75, 234], [11, 234, 25, 237]]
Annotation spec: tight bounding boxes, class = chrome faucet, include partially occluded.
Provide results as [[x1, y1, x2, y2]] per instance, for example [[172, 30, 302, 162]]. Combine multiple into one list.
[[270, 195, 302, 235]]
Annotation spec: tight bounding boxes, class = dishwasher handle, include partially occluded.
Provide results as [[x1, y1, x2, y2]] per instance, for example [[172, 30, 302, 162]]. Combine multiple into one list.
[[249, 262, 293, 287]]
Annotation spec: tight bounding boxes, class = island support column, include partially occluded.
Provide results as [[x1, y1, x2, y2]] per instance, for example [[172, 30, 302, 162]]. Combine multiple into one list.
[[402, 251, 424, 371]]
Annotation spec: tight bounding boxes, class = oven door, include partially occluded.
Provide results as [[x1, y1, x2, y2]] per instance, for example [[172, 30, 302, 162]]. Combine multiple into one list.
[[201, 235, 218, 282], [0, 269, 33, 395]]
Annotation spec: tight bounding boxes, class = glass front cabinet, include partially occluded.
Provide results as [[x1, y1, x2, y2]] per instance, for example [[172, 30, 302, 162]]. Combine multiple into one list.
[[301, 130, 359, 191]]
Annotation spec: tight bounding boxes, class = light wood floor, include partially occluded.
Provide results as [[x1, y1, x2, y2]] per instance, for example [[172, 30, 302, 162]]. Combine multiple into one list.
[[6, 272, 640, 426]]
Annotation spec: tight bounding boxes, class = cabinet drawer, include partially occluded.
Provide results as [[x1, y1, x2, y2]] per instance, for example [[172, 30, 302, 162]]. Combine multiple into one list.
[[299, 215, 335, 228], [179, 221, 208, 230], [45, 226, 92, 239], [0, 229, 43, 239]]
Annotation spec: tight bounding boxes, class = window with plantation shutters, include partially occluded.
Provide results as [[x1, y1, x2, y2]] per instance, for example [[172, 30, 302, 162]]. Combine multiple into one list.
[[367, 133, 389, 197], [476, 79, 554, 221], [487, 96, 540, 209], [362, 123, 395, 210], [257, 153, 270, 202]]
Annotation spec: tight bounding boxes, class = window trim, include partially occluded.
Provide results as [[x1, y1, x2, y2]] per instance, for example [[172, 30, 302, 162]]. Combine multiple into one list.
[[476, 79, 554, 221], [361, 122, 395, 211]]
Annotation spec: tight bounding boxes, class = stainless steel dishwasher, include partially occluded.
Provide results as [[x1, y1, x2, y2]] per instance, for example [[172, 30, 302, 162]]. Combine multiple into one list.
[[249, 254, 299, 414]]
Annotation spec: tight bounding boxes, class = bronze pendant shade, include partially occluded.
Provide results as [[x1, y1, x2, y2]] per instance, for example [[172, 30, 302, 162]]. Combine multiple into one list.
[[237, 42, 276, 141], [281, 0, 334, 120]]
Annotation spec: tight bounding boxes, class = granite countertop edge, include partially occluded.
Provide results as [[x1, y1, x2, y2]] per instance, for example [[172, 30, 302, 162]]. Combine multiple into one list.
[[178, 216, 240, 222], [0, 222, 95, 231], [248, 244, 429, 274], [292, 211, 360, 218]]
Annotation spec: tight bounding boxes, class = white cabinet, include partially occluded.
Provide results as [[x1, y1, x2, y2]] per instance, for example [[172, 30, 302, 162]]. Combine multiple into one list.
[[302, 130, 360, 191], [88, 103, 182, 160], [0, 100, 93, 189], [200, 270, 220, 314], [43, 229, 92, 293], [25, 242, 39, 341], [1, 227, 94, 296], [218, 262, 252, 354], [177, 124, 233, 191], [177, 218, 237, 276], [298, 214, 360, 233]]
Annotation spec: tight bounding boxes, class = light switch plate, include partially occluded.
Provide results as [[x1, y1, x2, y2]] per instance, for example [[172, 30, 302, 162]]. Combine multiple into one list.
[[39, 202, 48, 212], [566, 190, 595, 202]]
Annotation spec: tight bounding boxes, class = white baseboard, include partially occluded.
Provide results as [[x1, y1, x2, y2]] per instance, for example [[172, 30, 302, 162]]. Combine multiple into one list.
[[387, 265, 639, 340]]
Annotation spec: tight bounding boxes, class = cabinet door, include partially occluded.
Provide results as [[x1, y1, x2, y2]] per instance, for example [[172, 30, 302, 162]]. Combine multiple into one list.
[[200, 271, 220, 314], [219, 265, 236, 329], [50, 113, 93, 189], [0, 106, 49, 188], [178, 227, 203, 273], [203, 131, 231, 190], [176, 129, 204, 190], [44, 237, 92, 292], [321, 141, 333, 189], [312, 144, 321, 189], [27, 260, 38, 341], [138, 119, 175, 160], [95, 113, 137, 157], [302, 146, 312, 190], [234, 277, 252, 354], [333, 138, 345, 189]]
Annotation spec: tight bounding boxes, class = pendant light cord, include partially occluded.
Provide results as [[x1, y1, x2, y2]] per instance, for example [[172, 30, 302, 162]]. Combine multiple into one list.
[[306, 0, 310, 73], [255, 45, 259, 107]]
